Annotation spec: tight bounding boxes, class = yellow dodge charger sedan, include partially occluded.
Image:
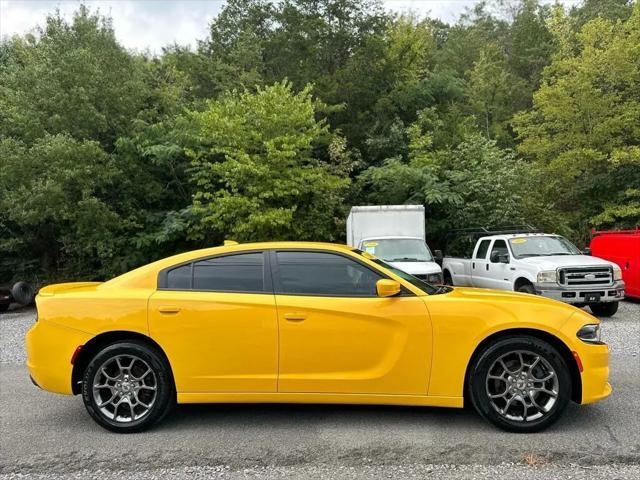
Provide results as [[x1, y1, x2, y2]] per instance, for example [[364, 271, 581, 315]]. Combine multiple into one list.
[[26, 242, 611, 433]]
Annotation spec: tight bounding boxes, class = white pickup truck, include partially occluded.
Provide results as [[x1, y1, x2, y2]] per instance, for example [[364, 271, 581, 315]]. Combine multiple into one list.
[[442, 233, 625, 317]]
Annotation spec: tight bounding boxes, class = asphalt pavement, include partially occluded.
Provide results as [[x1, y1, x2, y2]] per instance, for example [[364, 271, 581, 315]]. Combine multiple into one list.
[[1, 301, 639, 479]]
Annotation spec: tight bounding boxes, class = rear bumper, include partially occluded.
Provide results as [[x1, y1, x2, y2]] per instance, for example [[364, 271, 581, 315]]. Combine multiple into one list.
[[26, 320, 92, 395], [534, 281, 625, 304]]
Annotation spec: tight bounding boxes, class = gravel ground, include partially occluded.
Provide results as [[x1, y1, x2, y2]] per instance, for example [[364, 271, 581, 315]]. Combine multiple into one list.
[[1, 463, 639, 480], [1, 300, 639, 479]]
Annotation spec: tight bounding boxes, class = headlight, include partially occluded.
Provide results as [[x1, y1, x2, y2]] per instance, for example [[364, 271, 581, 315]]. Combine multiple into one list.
[[612, 266, 622, 281], [427, 273, 442, 284], [577, 324, 602, 344], [537, 270, 557, 283]]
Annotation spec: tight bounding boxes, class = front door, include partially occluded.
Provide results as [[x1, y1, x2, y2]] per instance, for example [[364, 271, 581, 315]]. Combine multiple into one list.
[[485, 239, 512, 290], [148, 251, 278, 393], [271, 250, 432, 395]]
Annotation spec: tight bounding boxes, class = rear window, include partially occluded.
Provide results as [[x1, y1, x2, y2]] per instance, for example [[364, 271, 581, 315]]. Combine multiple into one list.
[[164, 252, 265, 292], [475, 240, 491, 259]]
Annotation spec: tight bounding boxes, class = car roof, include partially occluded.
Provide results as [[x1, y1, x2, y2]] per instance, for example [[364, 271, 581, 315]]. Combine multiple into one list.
[[104, 242, 356, 289]]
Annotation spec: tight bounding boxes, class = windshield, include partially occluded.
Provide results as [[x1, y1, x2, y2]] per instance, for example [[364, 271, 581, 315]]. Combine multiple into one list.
[[353, 250, 440, 295], [360, 238, 433, 262], [508, 236, 581, 258]]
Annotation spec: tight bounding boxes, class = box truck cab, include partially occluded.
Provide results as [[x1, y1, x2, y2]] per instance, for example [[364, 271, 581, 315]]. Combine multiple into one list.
[[346, 205, 442, 284]]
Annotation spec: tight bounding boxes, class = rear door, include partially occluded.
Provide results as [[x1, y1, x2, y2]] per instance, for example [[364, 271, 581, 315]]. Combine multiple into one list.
[[471, 239, 492, 288], [148, 251, 278, 393], [272, 250, 432, 395]]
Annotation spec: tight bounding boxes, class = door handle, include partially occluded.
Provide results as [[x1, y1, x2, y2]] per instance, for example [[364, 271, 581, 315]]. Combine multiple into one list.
[[158, 305, 181, 314], [472, 262, 475, 269], [284, 313, 307, 322], [486, 264, 489, 271]]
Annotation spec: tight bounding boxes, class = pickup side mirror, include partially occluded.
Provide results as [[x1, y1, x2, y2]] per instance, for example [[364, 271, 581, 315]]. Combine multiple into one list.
[[434, 249, 443, 265], [490, 251, 510, 264], [376, 279, 401, 297], [583, 247, 591, 256]]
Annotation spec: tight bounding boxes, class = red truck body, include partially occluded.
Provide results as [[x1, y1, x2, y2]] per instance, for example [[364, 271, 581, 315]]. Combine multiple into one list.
[[590, 228, 640, 299]]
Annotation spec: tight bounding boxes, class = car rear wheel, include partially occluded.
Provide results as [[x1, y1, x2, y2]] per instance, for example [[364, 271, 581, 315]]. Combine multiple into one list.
[[82, 342, 175, 433], [468, 336, 571, 433], [589, 302, 618, 317]]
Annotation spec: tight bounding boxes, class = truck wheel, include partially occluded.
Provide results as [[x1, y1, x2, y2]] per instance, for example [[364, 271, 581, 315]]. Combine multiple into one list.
[[589, 302, 618, 317], [443, 271, 453, 286], [517, 284, 536, 295], [468, 336, 571, 433], [0, 303, 9, 313], [12, 282, 35, 306]]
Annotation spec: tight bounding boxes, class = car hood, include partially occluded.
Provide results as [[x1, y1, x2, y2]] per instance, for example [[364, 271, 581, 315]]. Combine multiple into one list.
[[388, 261, 442, 275], [518, 254, 615, 270], [448, 286, 581, 316]]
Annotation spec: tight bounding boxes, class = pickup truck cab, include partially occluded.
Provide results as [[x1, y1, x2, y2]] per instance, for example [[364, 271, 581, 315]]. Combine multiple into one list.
[[442, 233, 625, 317]]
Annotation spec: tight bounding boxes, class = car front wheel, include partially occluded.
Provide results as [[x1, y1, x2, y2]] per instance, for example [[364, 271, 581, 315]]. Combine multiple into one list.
[[468, 336, 571, 433], [82, 341, 175, 433]]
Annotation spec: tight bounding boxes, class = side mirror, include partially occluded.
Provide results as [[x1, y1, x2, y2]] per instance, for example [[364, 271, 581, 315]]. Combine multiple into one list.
[[498, 254, 510, 264], [583, 247, 591, 256], [376, 279, 401, 297], [434, 249, 443, 265]]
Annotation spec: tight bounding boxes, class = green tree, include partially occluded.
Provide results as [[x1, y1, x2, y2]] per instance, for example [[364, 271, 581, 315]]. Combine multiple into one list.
[[0, 6, 147, 148], [187, 82, 351, 242], [513, 4, 640, 237], [0, 135, 122, 279]]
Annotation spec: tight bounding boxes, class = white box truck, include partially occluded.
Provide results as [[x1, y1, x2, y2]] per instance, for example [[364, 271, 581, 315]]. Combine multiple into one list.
[[346, 205, 443, 283]]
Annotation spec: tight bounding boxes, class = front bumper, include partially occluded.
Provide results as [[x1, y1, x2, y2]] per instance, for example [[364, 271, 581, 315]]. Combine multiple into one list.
[[534, 280, 625, 304]]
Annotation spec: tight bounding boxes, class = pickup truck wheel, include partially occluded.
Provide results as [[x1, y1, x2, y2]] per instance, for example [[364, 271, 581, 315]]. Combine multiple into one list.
[[468, 336, 571, 433], [517, 284, 536, 295], [443, 271, 453, 286], [82, 342, 175, 433], [589, 302, 618, 317]]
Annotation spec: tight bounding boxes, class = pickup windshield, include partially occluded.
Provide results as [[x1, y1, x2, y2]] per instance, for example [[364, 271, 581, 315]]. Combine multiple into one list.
[[361, 238, 433, 262], [508, 236, 581, 259]]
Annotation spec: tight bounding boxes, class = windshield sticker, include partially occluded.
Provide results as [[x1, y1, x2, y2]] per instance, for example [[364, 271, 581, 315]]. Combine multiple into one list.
[[511, 238, 527, 244], [363, 242, 378, 247]]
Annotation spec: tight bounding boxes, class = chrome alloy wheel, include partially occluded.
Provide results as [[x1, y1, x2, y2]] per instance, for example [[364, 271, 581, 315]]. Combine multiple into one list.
[[485, 350, 559, 422], [92, 354, 158, 423]]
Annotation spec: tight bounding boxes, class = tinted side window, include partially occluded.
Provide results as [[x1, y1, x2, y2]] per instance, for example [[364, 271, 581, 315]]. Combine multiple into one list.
[[475, 240, 491, 259], [193, 253, 264, 292], [275, 251, 382, 296], [167, 264, 192, 289]]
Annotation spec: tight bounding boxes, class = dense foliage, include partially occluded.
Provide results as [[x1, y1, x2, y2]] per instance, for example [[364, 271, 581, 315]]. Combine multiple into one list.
[[1, 0, 638, 282]]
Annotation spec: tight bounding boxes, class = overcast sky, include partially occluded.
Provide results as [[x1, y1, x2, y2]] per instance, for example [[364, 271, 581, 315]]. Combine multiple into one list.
[[1, 0, 581, 53]]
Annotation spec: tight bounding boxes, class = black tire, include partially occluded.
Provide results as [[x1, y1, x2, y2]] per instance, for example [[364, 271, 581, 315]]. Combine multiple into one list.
[[468, 336, 571, 433], [589, 302, 618, 317], [517, 283, 536, 295], [0, 303, 9, 313], [11, 281, 35, 305], [443, 270, 453, 286], [82, 341, 175, 433]]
